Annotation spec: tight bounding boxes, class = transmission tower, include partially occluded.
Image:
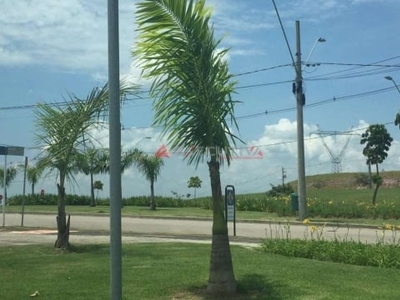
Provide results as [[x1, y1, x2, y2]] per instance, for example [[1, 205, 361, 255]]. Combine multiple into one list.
[[311, 125, 355, 173]]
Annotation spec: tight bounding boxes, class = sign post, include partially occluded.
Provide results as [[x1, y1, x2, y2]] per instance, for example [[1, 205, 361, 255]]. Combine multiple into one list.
[[0, 146, 24, 226], [225, 185, 236, 236]]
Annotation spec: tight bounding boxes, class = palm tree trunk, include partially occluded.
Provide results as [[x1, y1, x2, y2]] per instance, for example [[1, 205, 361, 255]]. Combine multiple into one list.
[[90, 172, 95, 207], [150, 181, 156, 210], [207, 158, 236, 293], [54, 183, 70, 249], [31, 183, 35, 196]]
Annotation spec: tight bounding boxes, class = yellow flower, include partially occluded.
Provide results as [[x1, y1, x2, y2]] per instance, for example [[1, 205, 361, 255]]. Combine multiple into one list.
[[385, 224, 392, 230], [303, 218, 310, 225], [328, 201, 333, 205], [310, 225, 318, 233]]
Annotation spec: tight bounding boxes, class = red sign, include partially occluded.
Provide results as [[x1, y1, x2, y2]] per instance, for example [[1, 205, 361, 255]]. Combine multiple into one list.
[[0, 195, 3, 200]]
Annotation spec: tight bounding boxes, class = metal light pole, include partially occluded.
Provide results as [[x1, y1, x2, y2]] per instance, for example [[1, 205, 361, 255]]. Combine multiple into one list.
[[303, 37, 326, 69], [385, 76, 400, 95], [108, 0, 122, 299], [295, 21, 307, 220]]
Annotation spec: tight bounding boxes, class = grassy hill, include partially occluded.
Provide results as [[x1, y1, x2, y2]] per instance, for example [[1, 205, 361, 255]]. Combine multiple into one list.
[[290, 171, 400, 190]]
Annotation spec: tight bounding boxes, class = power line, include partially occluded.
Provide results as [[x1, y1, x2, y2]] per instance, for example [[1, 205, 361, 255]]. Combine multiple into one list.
[[305, 55, 400, 80], [235, 85, 397, 121], [271, 0, 295, 66], [233, 64, 292, 77]]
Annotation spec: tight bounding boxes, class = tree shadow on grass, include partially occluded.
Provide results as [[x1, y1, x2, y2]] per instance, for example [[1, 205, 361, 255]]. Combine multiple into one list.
[[173, 273, 296, 300], [69, 243, 108, 254], [68, 243, 170, 261]]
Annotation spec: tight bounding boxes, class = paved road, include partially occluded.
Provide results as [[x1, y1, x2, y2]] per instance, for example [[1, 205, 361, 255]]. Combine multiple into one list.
[[0, 213, 396, 246]]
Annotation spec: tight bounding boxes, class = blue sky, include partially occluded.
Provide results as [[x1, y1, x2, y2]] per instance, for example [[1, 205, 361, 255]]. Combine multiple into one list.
[[1, 0, 400, 198]]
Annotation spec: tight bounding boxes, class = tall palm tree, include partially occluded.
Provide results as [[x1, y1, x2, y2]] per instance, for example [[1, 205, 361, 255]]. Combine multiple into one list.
[[135, 154, 164, 210], [27, 165, 44, 195], [134, 0, 242, 293], [35, 82, 136, 249]]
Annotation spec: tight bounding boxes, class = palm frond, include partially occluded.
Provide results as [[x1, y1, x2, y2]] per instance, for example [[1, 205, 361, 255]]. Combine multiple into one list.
[[134, 0, 242, 166], [34, 81, 139, 188]]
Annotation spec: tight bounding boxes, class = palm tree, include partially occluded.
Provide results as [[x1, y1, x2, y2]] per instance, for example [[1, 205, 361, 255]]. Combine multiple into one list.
[[0, 166, 18, 188], [135, 154, 164, 210], [93, 180, 104, 201], [0, 166, 18, 202], [187, 176, 202, 199], [75, 146, 142, 207], [34, 82, 136, 249], [360, 124, 393, 205], [75, 147, 109, 207], [27, 165, 44, 195], [134, 0, 241, 293]]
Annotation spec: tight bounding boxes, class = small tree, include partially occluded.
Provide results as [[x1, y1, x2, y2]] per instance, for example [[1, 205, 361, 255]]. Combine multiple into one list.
[[35, 82, 135, 249], [360, 124, 393, 205], [187, 176, 202, 199], [93, 180, 103, 201]]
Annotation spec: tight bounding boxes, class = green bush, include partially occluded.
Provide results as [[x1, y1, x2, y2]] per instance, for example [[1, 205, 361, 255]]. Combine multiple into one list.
[[266, 184, 294, 197]]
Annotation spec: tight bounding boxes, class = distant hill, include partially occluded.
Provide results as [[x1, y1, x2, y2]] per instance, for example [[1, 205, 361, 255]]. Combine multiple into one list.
[[289, 171, 400, 190]]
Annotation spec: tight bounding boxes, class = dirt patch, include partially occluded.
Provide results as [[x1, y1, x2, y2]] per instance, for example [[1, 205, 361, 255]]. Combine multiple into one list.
[[171, 288, 258, 300]]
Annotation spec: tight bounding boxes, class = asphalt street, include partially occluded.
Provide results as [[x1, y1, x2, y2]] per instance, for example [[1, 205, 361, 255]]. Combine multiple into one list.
[[0, 213, 395, 247]]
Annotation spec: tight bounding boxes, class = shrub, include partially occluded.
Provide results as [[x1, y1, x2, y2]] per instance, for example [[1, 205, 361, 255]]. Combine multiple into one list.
[[262, 222, 400, 269], [355, 173, 370, 187], [266, 184, 294, 197]]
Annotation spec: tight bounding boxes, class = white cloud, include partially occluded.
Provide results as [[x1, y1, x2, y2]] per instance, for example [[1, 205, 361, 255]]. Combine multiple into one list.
[[0, 0, 138, 79]]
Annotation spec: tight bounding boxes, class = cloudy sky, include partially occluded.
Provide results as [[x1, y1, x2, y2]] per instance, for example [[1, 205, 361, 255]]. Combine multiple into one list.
[[1, 0, 400, 199]]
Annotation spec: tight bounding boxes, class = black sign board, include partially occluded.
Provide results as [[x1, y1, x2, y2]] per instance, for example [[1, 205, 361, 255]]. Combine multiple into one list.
[[225, 185, 236, 237], [0, 146, 24, 156]]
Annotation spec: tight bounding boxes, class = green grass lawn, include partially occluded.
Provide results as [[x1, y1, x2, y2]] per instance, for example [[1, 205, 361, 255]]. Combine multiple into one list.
[[1, 243, 400, 300], [5, 205, 280, 221]]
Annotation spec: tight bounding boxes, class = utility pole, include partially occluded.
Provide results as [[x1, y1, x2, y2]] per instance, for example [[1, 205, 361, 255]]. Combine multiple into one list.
[[294, 21, 307, 220], [282, 167, 286, 186]]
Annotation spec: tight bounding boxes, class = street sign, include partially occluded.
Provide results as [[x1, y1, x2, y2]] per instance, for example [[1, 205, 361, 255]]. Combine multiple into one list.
[[7, 146, 24, 156], [0, 146, 24, 156]]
